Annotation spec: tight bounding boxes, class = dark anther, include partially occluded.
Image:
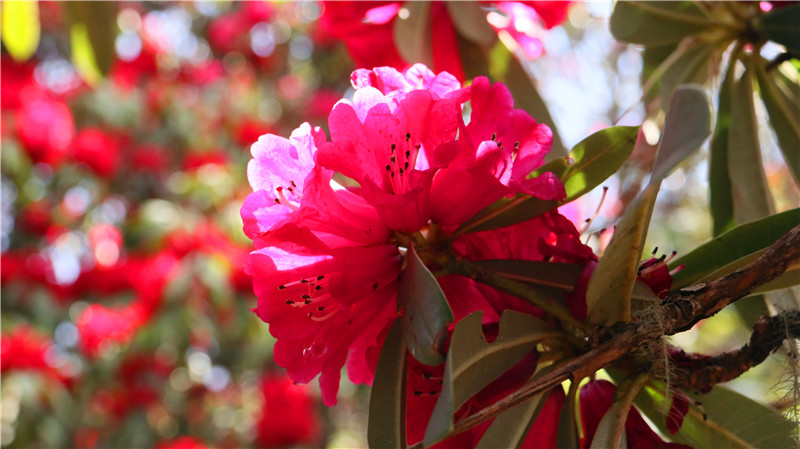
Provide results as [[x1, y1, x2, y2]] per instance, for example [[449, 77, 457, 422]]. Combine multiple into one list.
[[404, 162, 409, 170], [317, 306, 325, 311], [278, 285, 287, 290], [274, 198, 281, 204], [391, 172, 395, 178], [514, 141, 520, 149], [301, 294, 311, 299], [429, 390, 438, 395], [287, 187, 294, 193], [391, 143, 396, 151], [304, 299, 312, 305], [385, 164, 391, 172], [422, 373, 431, 379], [405, 150, 410, 158], [390, 155, 396, 163], [317, 275, 324, 280], [413, 391, 423, 396], [652, 246, 659, 255], [286, 300, 294, 305], [315, 285, 322, 291], [405, 132, 411, 141], [301, 279, 309, 283], [290, 180, 297, 188], [399, 168, 404, 175], [372, 282, 378, 290]]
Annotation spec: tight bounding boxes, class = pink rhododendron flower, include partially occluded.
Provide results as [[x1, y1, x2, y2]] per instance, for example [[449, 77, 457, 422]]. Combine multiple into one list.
[[243, 64, 566, 405], [255, 373, 321, 448], [16, 94, 75, 167], [579, 380, 692, 449]]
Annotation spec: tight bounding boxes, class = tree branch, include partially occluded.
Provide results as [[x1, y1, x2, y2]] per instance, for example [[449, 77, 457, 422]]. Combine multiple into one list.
[[671, 310, 800, 392], [408, 223, 800, 448]]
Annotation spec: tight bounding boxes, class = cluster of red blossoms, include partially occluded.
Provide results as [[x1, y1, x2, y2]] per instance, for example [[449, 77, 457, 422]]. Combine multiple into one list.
[[242, 63, 687, 447]]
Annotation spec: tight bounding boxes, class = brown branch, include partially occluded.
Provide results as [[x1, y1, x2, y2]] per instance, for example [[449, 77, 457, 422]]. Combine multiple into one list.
[[672, 310, 800, 392], [409, 223, 800, 449]]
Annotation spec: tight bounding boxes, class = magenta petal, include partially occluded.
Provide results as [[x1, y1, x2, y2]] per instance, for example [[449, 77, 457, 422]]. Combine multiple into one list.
[[511, 171, 566, 200], [363, 2, 402, 25]]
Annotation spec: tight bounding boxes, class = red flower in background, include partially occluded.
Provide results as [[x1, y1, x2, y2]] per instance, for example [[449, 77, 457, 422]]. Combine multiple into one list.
[[1, 325, 70, 383], [71, 128, 122, 178], [319, 1, 572, 81], [16, 93, 75, 167], [255, 373, 321, 448], [155, 436, 208, 449]]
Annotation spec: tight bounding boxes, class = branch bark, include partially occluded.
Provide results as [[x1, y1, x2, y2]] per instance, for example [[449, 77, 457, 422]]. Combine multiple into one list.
[[409, 223, 800, 448]]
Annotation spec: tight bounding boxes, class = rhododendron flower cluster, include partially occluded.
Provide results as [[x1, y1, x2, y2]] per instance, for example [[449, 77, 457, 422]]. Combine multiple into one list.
[[242, 63, 588, 406]]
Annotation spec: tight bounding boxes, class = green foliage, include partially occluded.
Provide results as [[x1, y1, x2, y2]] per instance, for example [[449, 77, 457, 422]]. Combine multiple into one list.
[[610, 1, 710, 46], [587, 86, 710, 326], [475, 392, 549, 449], [369, 319, 408, 449], [397, 244, 454, 366], [633, 382, 797, 448], [424, 311, 556, 446], [670, 208, 800, 290]]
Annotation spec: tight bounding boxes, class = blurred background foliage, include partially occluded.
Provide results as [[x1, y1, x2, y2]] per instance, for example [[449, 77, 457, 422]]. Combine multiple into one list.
[[0, 1, 797, 448]]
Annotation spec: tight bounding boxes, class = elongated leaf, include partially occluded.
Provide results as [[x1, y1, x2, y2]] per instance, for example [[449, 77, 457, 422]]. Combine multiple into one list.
[[754, 57, 800, 185], [729, 61, 774, 224], [446, 2, 496, 47], [709, 57, 737, 236], [651, 85, 711, 182], [669, 208, 800, 290], [610, 1, 709, 45], [457, 126, 638, 234], [66, 2, 118, 80], [586, 184, 658, 326], [1, 0, 40, 62], [658, 38, 715, 103], [397, 244, 453, 366], [369, 319, 408, 449], [756, 3, 800, 53], [633, 382, 796, 448], [424, 311, 555, 446], [476, 392, 548, 449], [394, 2, 433, 67], [473, 260, 584, 291], [556, 385, 580, 449], [753, 261, 800, 293], [587, 87, 710, 326]]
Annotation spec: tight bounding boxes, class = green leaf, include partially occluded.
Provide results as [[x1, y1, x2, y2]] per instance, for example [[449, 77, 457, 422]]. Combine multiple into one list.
[[457, 126, 638, 234], [669, 208, 800, 290], [556, 385, 580, 449], [587, 86, 710, 326], [657, 37, 717, 103], [1, 0, 40, 62], [610, 1, 709, 46], [446, 2, 496, 47], [753, 261, 800, 293], [397, 244, 453, 366], [650, 85, 711, 182], [756, 3, 800, 53], [633, 382, 797, 448], [66, 2, 118, 83], [475, 392, 548, 449], [369, 319, 408, 449], [709, 57, 737, 236], [586, 184, 658, 326], [473, 260, 585, 291], [754, 57, 800, 186], [492, 42, 567, 160], [394, 2, 433, 67], [729, 59, 774, 224], [424, 310, 556, 446]]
